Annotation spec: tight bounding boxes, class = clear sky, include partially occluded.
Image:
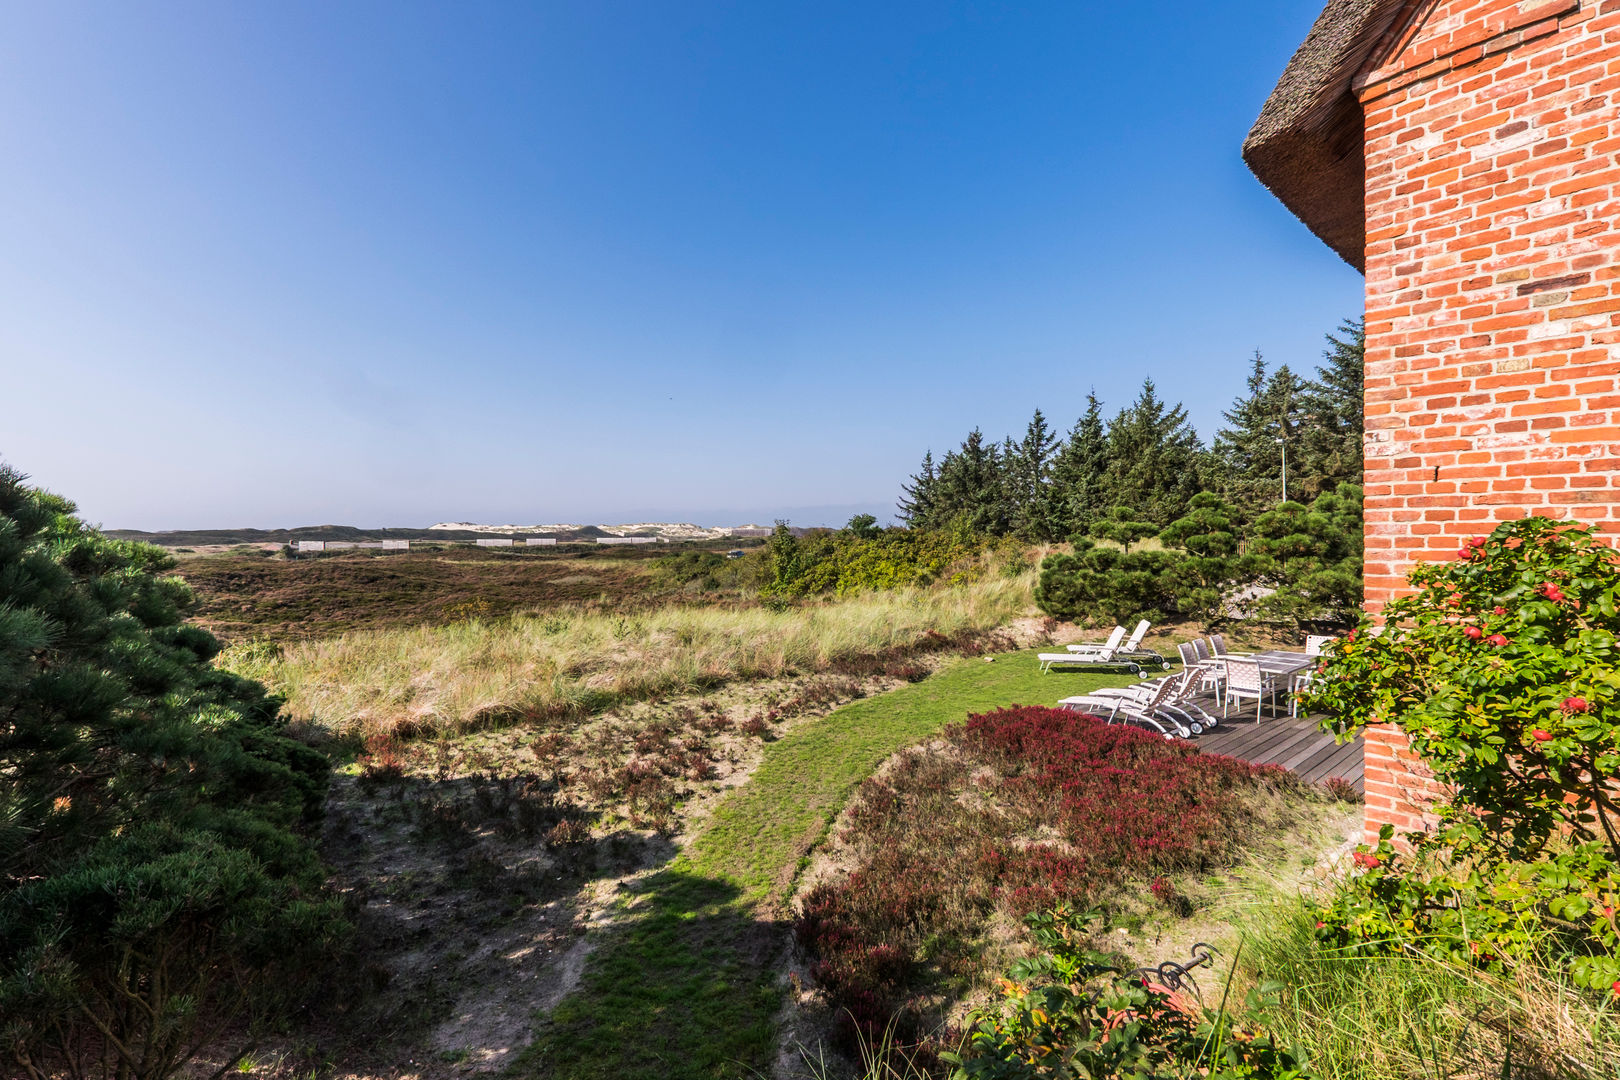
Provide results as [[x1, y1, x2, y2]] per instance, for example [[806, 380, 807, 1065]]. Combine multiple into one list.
[[1, 1, 1361, 530]]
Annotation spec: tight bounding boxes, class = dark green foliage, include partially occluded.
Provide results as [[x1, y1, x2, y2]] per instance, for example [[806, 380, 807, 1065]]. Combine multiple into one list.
[[1047, 391, 1108, 536], [931, 429, 1010, 536], [0, 464, 343, 1080], [1296, 320, 1365, 499], [1099, 379, 1206, 527], [898, 450, 938, 529], [1246, 484, 1364, 632], [1212, 352, 1304, 515], [1159, 493, 1249, 625], [1034, 540, 1178, 626], [651, 550, 729, 591], [1087, 505, 1159, 553], [1006, 409, 1061, 541], [845, 513, 883, 540], [901, 319, 1366, 629]]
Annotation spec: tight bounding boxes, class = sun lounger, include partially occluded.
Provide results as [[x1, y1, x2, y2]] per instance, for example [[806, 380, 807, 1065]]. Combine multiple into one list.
[[1039, 626, 1143, 674], [1067, 619, 1171, 671], [1058, 676, 1187, 739]]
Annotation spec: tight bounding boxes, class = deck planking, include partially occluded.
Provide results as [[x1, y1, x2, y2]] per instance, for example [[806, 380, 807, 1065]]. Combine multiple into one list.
[[1177, 698, 1363, 793]]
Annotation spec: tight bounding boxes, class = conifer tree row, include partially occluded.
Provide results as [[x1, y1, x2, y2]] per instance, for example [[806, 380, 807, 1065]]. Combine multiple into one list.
[[897, 320, 1365, 541]]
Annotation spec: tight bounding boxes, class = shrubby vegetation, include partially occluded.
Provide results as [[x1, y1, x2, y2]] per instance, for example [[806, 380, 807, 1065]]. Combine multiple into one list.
[[1282, 516, 1620, 1072], [0, 466, 343, 1080], [221, 570, 1036, 739], [890, 321, 1365, 631], [1035, 485, 1364, 632], [899, 323, 1364, 540], [948, 907, 1310, 1079], [794, 706, 1318, 1061]]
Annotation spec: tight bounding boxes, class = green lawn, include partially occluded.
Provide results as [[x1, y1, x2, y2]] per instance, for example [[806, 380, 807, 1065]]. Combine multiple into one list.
[[688, 652, 1142, 904], [513, 650, 1141, 1080]]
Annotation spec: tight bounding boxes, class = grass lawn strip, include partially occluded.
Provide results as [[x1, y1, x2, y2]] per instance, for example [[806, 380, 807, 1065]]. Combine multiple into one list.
[[514, 651, 1139, 1080]]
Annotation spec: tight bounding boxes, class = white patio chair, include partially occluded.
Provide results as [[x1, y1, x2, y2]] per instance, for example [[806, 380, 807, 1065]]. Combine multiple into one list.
[[1207, 634, 1255, 659], [1223, 657, 1282, 722], [1177, 641, 1225, 704]]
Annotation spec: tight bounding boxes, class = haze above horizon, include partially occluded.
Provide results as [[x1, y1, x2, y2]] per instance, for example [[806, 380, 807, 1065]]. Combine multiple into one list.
[[2, 1, 1361, 531]]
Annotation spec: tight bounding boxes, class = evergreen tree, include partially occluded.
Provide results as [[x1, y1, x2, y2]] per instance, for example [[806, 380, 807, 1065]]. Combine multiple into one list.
[[1298, 319, 1366, 497], [897, 450, 938, 528], [1048, 391, 1108, 537], [1100, 379, 1204, 525], [1008, 408, 1059, 540], [0, 464, 344, 1080], [1247, 483, 1365, 632], [932, 429, 1009, 535], [1212, 352, 1306, 515], [1089, 505, 1159, 553], [1159, 492, 1251, 626]]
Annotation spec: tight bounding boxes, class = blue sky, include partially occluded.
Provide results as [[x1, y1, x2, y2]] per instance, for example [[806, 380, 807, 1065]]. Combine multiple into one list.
[[1, 1, 1360, 530]]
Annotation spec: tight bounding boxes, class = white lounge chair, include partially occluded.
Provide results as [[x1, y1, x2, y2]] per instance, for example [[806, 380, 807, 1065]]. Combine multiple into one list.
[[1039, 625, 1143, 674], [1067, 619, 1171, 671], [1069, 619, 1147, 654], [1078, 667, 1217, 734], [1062, 623, 1129, 659], [1059, 676, 1186, 739]]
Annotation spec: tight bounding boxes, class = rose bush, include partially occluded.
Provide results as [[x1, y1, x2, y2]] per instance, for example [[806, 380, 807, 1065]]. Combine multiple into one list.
[[1301, 516, 1620, 991]]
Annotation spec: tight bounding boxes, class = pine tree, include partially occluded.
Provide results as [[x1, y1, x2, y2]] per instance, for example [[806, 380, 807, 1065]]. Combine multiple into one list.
[[1298, 319, 1365, 497], [897, 450, 938, 528], [1100, 379, 1205, 526], [0, 463, 344, 1080], [1212, 352, 1307, 514], [932, 429, 1010, 535], [1049, 391, 1108, 538], [1008, 408, 1059, 539]]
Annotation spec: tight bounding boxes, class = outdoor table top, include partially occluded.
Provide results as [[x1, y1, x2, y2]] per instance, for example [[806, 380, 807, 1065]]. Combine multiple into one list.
[[1223, 651, 1315, 676]]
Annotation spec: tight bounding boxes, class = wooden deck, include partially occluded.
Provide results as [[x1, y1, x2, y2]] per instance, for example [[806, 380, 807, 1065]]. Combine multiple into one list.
[[1182, 705, 1364, 793]]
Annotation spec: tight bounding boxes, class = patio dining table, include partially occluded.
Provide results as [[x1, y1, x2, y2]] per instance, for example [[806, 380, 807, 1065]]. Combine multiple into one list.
[[1248, 650, 1316, 678]]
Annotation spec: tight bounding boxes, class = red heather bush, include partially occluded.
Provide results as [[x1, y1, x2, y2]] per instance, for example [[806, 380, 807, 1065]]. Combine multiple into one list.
[[795, 706, 1298, 1051]]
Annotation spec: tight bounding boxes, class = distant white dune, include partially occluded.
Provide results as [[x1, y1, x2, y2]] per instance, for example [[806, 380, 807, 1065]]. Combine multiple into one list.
[[428, 521, 771, 539]]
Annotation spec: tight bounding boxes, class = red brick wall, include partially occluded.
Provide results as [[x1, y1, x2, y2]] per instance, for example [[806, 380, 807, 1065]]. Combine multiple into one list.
[[1355, 0, 1620, 845]]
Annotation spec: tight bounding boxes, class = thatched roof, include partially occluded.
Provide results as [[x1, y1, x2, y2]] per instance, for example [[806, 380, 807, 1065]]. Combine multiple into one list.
[[1243, 0, 1410, 272]]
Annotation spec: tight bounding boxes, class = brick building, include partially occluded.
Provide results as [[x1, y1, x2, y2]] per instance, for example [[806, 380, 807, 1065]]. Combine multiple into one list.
[[1245, 0, 1620, 841]]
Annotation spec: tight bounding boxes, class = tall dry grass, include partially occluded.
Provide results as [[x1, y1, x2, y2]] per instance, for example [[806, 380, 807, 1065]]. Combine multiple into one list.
[[219, 571, 1037, 739], [1237, 895, 1620, 1078]]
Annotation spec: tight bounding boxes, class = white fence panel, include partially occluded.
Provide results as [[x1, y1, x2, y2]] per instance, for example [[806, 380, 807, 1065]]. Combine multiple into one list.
[[476, 538, 515, 547], [525, 538, 558, 546]]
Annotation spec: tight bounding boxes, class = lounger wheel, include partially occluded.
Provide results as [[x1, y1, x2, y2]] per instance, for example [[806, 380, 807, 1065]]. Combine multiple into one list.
[[1160, 660, 1171, 671], [1187, 722, 1203, 735]]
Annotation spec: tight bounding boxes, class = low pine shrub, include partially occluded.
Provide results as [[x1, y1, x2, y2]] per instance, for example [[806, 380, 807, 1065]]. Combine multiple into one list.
[[795, 706, 1304, 1053]]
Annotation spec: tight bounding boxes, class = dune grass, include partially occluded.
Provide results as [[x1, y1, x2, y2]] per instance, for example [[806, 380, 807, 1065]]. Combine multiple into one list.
[[219, 572, 1036, 739], [1237, 897, 1620, 1077], [515, 651, 1142, 1080]]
